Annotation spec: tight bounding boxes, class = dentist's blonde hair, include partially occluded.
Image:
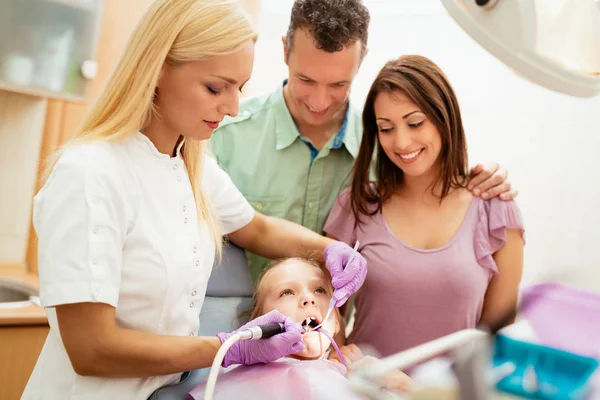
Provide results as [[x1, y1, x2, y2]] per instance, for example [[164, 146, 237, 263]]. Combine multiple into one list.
[[43, 0, 258, 258]]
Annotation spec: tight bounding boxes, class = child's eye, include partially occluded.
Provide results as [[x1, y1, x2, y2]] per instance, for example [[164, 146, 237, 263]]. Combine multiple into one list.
[[280, 289, 294, 297], [315, 287, 327, 294]]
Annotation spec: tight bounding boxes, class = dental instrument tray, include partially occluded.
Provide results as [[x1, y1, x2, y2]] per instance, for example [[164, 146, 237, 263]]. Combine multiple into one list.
[[520, 282, 600, 358], [492, 334, 599, 400]]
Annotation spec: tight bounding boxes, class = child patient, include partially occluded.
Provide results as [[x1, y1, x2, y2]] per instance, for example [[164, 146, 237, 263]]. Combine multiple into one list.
[[188, 257, 413, 400]]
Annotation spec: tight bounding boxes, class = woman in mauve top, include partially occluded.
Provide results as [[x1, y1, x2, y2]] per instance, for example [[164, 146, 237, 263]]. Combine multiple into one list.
[[324, 55, 525, 358]]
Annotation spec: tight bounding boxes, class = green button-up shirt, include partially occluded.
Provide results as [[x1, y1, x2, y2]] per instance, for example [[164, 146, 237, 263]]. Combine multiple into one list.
[[210, 83, 362, 281]]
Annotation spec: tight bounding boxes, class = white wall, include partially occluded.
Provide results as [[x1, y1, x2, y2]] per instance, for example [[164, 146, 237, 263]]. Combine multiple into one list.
[[0, 92, 46, 265], [247, 0, 600, 291]]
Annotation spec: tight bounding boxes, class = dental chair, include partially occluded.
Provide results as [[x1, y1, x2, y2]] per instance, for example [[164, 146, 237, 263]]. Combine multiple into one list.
[[148, 243, 255, 400]]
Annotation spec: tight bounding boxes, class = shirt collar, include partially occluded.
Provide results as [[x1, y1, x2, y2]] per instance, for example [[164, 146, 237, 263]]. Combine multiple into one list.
[[132, 131, 185, 160], [274, 80, 359, 158], [341, 110, 359, 158], [274, 82, 301, 151]]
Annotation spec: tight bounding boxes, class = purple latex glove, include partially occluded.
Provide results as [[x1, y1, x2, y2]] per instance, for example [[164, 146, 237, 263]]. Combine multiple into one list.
[[324, 241, 367, 307], [216, 310, 304, 367]]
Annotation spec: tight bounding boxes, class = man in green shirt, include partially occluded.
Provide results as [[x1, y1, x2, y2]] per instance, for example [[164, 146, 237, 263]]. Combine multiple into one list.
[[211, 0, 516, 281]]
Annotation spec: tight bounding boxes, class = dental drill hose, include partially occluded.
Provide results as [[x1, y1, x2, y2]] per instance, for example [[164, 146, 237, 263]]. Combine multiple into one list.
[[204, 323, 285, 400]]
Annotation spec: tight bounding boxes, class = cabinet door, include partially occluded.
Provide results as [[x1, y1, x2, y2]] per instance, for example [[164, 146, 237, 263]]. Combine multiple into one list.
[[0, 0, 104, 102], [0, 325, 49, 400]]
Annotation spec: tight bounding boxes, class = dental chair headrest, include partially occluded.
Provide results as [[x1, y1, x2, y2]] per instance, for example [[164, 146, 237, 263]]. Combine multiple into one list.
[[206, 243, 254, 298]]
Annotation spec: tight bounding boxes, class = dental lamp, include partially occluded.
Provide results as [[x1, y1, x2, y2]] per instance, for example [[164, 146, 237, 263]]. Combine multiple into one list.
[[440, 0, 600, 97]]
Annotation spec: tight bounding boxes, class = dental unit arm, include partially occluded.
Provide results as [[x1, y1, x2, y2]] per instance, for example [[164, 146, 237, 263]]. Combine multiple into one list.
[[441, 0, 600, 97], [347, 329, 492, 400], [346, 297, 528, 400]]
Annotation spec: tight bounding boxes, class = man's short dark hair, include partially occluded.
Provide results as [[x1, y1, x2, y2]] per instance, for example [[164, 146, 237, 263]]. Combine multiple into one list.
[[285, 0, 370, 57]]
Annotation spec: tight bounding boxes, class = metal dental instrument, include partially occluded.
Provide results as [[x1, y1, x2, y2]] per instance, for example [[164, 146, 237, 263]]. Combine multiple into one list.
[[313, 241, 360, 331]]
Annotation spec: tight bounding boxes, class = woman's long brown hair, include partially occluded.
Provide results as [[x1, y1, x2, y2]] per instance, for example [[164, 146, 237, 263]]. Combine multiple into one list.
[[351, 55, 469, 224]]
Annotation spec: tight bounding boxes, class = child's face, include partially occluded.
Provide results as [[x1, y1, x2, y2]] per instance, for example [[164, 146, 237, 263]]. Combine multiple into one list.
[[259, 260, 339, 359]]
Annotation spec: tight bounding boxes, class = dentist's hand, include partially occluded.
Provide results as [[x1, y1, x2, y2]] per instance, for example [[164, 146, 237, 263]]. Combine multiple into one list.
[[216, 310, 304, 367], [324, 241, 367, 307]]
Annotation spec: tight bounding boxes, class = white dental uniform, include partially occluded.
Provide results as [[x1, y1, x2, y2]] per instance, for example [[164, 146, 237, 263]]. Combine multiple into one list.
[[22, 132, 255, 400]]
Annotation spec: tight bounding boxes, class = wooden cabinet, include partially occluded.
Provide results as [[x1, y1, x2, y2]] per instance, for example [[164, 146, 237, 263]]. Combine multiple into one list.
[[0, 324, 49, 400]]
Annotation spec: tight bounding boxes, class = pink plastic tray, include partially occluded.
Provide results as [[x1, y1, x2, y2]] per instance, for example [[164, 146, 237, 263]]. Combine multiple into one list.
[[520, 282, 600, 358]]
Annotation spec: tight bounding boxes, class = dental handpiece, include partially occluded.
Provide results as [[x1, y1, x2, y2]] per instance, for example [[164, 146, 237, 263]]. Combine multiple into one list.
[[237, 323, 285, 340], [205, 323, 286, 400]]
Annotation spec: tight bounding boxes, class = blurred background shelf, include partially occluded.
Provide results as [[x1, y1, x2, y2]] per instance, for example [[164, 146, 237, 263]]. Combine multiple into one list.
[[0, 0, 104, 102], [0, 79, 86, 103], [44, 0, 98, 12]]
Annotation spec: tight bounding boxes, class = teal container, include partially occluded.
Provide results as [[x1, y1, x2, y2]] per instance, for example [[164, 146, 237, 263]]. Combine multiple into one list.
[[493, 334, 599, 399]]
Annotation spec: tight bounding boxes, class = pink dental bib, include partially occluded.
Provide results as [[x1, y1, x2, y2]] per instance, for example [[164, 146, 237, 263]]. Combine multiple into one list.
[[188, 358, 366, 400]]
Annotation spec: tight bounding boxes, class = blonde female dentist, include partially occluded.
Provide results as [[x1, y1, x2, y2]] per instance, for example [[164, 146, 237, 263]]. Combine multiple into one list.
[[21, 1, 366, 399]]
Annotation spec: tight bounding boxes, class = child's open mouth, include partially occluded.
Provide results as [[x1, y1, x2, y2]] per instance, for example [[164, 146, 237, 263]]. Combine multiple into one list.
[[301, 316, 320, 333]]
